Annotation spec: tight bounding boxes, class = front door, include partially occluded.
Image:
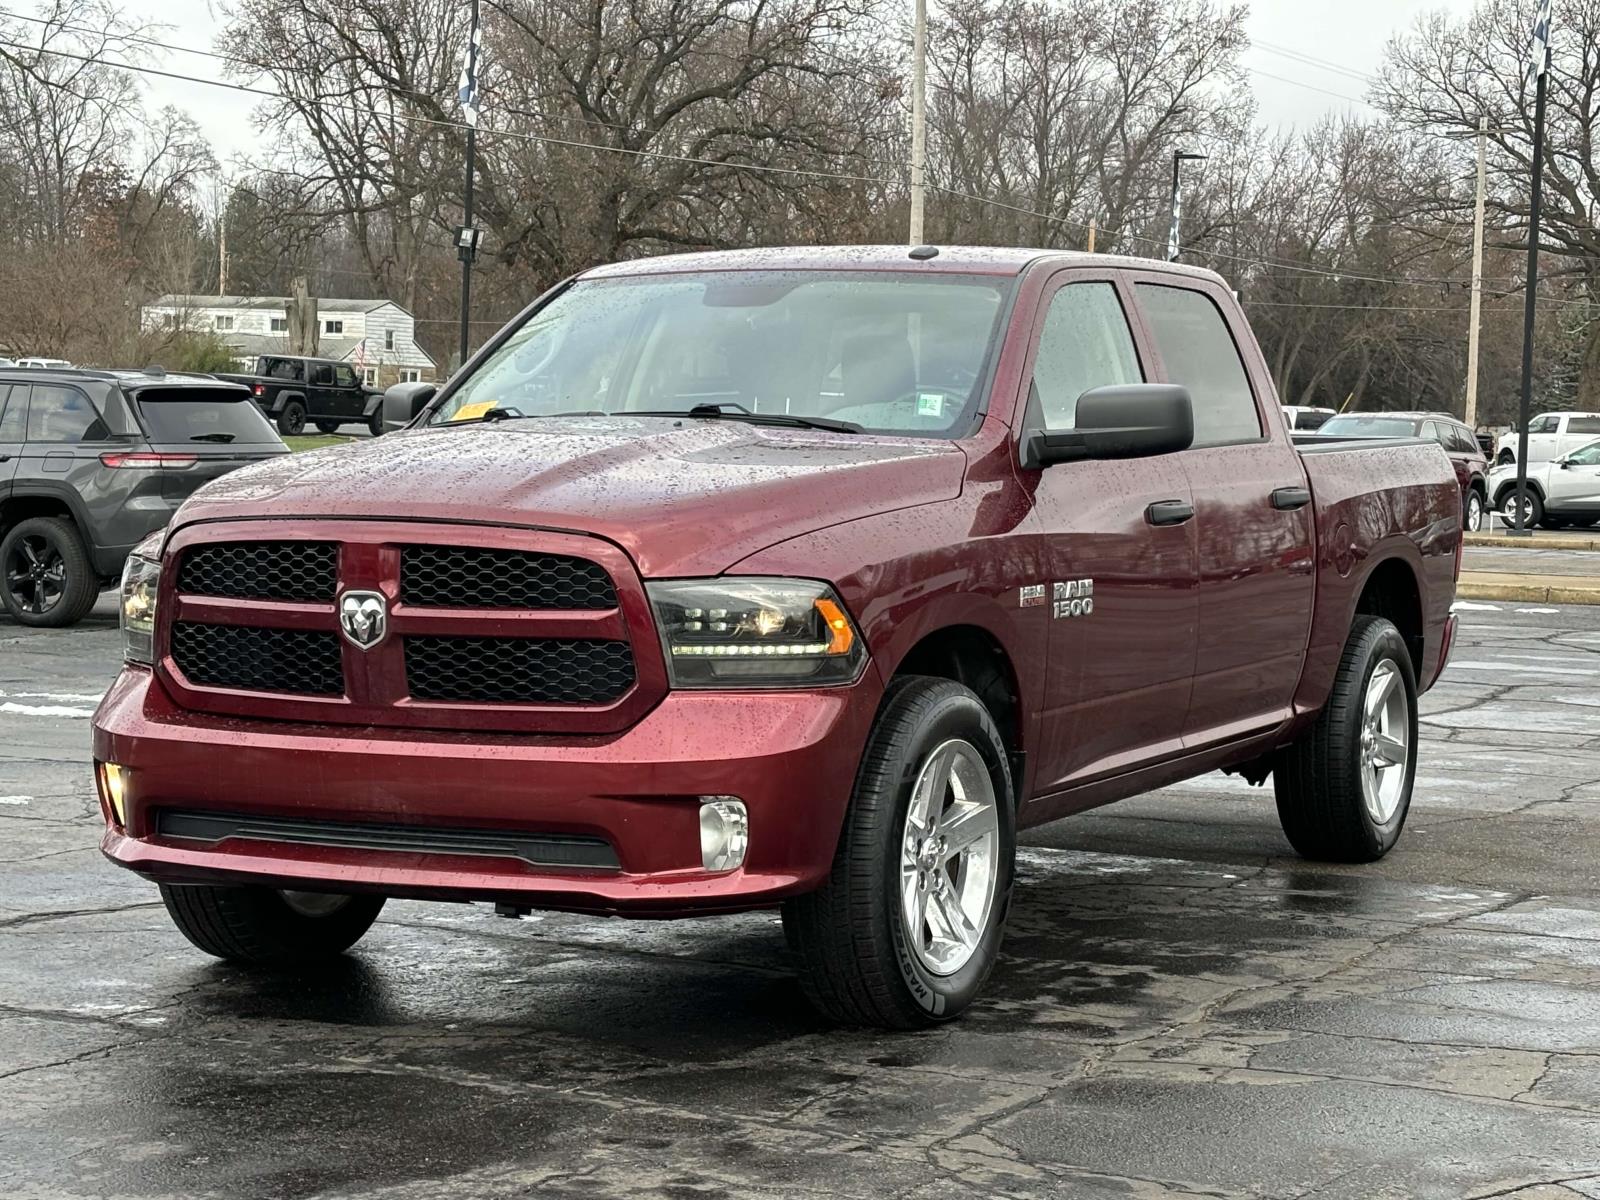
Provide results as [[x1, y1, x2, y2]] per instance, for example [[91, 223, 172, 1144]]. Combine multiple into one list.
[[1546, 439, 1600, 518], [330, 364, 364, 419], [0, 384, 22, 496], [1022, 272, 1199, 794], [1127, 274, 1316, 747]]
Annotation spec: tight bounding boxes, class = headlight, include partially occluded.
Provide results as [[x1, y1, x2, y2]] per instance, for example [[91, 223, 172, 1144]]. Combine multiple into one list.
[[647, 578, 866, 688], [119, 540, 162, 665]]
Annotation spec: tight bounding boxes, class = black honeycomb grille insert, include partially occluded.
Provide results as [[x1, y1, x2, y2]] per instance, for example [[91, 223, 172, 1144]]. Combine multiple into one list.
[[400, 545, 616, 609], [171, 622, 344, 695], [178, 541, 337, 602], [405, 636, 635, 704]]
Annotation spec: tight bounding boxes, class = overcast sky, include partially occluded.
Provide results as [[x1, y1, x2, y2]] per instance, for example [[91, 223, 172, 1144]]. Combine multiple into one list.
[[139, 0, 1477, 172]]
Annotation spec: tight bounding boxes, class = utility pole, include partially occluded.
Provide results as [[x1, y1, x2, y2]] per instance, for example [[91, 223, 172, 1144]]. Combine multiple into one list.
[[218, 216, 227, 297], [1511, 0, 1552, 537], [907, 0, 927, 245], [456, 0, 482, 372], [1464, 115, 1487, 430], [1167, 151, 1207, 261], [1087, 217, 1096, 254]]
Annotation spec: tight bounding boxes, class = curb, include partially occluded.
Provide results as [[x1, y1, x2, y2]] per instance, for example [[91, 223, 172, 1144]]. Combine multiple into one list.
[[1466, 533, 1600, 551], [1458, 573, 1600, 606]]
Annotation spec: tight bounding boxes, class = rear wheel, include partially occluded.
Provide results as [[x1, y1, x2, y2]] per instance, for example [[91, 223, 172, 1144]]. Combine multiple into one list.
[[159, 884, 384, 965], [314, 419, 341, 435], [1274, 616, 1417, 862], [783, 677, 1015, 1028], [0, 517, 99, 627], [276, 400, 306, 437], [1464, 489, 1485, 532]]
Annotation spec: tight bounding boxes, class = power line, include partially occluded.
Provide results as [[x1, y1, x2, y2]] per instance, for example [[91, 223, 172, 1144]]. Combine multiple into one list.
[[1252, 40, 1378, 86]]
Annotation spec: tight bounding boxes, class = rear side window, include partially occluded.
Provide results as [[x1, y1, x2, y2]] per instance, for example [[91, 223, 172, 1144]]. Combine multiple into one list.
[[1137, 285, 1261, 445], [26, 384, 109, 443], [0, 384, 20, 439], [1031, 283, 1142, 429], [134, 388, 280, 444], [1568, 416, 1600, 434], [264, 358, 302, 382]]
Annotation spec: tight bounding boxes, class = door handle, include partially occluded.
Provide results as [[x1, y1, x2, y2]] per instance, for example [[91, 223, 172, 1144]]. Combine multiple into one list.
[[1145, 499, 1195, 526], [1271, 486, 1312, 510]]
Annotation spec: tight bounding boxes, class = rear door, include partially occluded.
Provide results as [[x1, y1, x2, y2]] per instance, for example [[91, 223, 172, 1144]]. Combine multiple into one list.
[[1128, 273, 1316, 747], [0, 384, 21, 495], [1024, 269, 1199, 792], [129, 385, 289, 503]]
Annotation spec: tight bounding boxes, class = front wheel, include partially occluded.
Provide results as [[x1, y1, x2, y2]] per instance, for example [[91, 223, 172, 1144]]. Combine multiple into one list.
[[783, 677, 1015, 1029], [1502, 488, 1543, 530], [1274, 616, 1418, 862], [159, 884, 384, 965]]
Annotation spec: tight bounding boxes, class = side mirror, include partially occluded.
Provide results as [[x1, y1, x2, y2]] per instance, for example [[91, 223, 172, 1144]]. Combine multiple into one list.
[[383, 381, 437, 432], [1021, 384, 1194, 470]]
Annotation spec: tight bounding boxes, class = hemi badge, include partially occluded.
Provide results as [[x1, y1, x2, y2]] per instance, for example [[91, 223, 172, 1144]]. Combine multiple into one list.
[[1019, 584, 1046, 608]]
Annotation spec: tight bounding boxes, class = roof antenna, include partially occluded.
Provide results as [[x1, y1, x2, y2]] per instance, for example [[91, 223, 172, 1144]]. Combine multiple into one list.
[[908, 245, 940, 261]]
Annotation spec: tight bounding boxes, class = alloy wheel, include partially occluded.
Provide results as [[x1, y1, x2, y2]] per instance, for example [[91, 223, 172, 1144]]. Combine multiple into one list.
[[4, 534, 66, 615], [899, 738, 1000, 976], [1359, 660, 1410, 824]]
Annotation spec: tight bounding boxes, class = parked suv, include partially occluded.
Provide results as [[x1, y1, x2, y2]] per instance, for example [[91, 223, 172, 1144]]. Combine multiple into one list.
[[1490, 437, 1600, 529], [1494, 411, 1600, 467], [0, 368, 288, 626], [215, 355, 385, 437], [1315, 411, 1489, 530]]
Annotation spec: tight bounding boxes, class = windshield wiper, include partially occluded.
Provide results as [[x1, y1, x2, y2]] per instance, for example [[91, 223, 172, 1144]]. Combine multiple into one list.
[[626, 404, 862, 434], [189, 432, 236, 443]]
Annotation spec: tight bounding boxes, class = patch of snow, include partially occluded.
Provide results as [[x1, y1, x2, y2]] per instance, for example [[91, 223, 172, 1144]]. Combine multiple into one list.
[[0, 795, 31, 805], [1452, 601, 1503, 612], [1446, 661, 1597, 677], [1516, 607, 1561, 614], [0, 702, 96, 718]]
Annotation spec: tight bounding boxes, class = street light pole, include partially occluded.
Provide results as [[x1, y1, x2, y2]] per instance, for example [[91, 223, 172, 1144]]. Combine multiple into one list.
[[908, 0, 927, 245], [1167, 151, 1207, 262]]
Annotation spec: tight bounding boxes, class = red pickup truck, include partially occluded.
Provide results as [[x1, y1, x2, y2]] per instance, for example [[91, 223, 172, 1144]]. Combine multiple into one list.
[[93, 247, 1461, 1028]]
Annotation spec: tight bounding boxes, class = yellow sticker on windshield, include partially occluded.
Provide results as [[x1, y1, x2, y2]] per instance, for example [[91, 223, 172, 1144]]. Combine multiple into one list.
[[449, 401, 497, 422]]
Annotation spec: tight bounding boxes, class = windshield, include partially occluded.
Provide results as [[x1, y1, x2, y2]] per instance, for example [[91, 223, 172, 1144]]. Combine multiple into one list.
[[134, 388, 282, 444], [430, 271, 1012, 437], [1318, 415, 1417, 438]]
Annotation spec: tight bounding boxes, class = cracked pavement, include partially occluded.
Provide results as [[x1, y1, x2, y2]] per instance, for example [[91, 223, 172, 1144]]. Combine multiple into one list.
[[4, 597, 1600, 1199]]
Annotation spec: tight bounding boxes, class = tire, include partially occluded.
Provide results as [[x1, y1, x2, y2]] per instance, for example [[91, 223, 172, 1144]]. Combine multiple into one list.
[[159, 884, 384, 965], [1274, 616, 1418, 862], [276, 400, 307, 436], [782, 677, 1016, 1029], [1464, 488, 1485, 533], [367, 407, 384, 437], [0, 517, 99, 627], [1502, 487, 1543, 530], [1497, 449, 1515, 466], [314, 419, 341, 435]]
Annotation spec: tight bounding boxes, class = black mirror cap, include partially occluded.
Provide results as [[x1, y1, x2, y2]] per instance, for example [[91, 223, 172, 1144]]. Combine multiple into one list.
[[382, 381, 437, 432], [1021, 384, 1195, 469]]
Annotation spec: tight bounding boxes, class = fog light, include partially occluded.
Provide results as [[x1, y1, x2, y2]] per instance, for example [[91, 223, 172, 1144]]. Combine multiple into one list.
[[699, 797, 748, 873], [98, 761, 128, 826]]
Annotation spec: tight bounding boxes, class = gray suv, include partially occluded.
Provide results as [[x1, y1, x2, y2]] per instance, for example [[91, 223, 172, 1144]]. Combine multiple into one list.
[[0, 369, 288, 627]]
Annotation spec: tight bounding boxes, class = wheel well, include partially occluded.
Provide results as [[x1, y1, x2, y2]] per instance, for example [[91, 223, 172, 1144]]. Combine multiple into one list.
[[1355, 559, 1423, 677], [0, 495, 78, 539], [893, 626, 1022, 758], [1493, 477, 1543, 507]]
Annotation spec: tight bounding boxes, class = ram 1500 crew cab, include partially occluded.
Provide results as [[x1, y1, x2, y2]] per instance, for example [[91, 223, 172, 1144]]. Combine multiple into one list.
[[93, 246, 1461, 1028]]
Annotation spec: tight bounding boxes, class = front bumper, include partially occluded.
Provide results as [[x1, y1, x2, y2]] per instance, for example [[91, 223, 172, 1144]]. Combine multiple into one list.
[[92, 667, 880, 916]]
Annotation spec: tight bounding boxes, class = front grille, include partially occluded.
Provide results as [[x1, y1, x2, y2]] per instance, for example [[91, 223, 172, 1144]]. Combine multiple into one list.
[[400, 545, 616, 609], [178, 541, 337, 602], [171, 622, 344, 695], [405, 636, 635, 704], [156, 809, 619, 870]]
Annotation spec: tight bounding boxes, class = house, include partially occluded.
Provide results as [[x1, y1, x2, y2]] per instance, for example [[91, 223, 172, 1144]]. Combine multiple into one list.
[[141, 295, 437, 387]]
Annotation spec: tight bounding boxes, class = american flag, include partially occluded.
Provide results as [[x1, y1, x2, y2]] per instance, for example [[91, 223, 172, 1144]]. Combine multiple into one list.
[[458, 6, 482, 127], [1530, 0, 1552, 79], [1166, 191, 1182, 261]]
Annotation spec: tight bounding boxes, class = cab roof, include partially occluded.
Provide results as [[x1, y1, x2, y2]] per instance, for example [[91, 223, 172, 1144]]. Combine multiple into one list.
[[580, 244, 1230, 285]]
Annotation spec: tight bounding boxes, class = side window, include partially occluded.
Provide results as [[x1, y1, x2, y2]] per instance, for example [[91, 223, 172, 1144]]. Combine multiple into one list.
[[1031, 282, 1141, 430], [26, 385, 109, 443], [1567, 416, 1600, 434], [1451, 426, 1479, 454], [1529, 415, 1557, 434], [312, 365, 334, 386], [1136, 284, 1261, 445], [333, 365, 356, 388], [1421, 421, 1446, 446], [1566, 441, 1600, 465], [0, 384, 20, 440]]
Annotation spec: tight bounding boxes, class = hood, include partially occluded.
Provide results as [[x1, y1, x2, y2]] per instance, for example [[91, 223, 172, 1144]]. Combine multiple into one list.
[[170, 416, 967, 577]]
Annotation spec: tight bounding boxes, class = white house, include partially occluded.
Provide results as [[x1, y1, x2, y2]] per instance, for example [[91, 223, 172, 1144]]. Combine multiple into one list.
[[141, 295, 437, 386]]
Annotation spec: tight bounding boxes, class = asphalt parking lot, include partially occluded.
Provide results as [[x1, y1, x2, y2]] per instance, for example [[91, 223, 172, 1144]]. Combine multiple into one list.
[[4, 597, 1600, 1199]]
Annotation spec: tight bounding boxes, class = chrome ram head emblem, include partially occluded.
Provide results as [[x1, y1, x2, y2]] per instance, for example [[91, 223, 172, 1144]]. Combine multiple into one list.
[[338, 590, 388, 649]]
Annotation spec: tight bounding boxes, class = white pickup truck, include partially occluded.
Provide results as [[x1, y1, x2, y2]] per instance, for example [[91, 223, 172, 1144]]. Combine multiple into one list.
[[1496, 411, 1600, 466]]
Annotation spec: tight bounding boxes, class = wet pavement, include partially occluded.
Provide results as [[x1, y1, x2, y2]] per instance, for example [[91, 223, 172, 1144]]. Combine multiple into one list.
[[4, 597, 1600, 1199]]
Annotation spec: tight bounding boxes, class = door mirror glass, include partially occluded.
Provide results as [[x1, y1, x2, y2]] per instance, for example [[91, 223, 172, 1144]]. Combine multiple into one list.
[[382, 381, 437, 431], [1022, 384, 1194, 469]]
